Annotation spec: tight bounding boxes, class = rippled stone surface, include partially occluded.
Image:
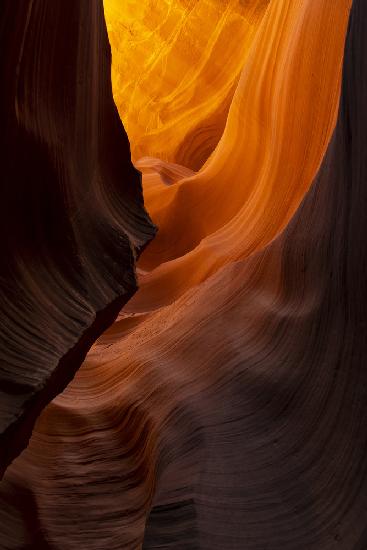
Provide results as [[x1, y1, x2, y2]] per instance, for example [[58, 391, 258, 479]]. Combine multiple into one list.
[[0, 0, 155, 478], [2, 0, 367, 549]]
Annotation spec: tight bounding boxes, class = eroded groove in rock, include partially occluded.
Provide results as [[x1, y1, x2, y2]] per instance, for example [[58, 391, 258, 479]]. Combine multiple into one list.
[[0, 0, 156, 478], [127, 0, 352, 313]]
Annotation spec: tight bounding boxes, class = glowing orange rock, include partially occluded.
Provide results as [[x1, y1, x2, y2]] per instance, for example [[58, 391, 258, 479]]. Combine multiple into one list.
[[1, 1, 362, 549], [125, 0, 352, 318], [104, 0, 270, 169]]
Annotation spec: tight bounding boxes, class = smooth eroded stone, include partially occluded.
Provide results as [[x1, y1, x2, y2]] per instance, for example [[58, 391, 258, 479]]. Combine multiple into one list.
[[0, 0, 156, 478]]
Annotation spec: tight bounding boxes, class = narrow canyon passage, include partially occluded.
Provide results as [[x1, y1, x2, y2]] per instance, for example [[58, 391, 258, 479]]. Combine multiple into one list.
[[1, 1, 367, 549]]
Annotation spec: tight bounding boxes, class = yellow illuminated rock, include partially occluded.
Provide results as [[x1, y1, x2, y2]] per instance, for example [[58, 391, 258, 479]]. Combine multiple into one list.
[[103, 0, 270, 169]]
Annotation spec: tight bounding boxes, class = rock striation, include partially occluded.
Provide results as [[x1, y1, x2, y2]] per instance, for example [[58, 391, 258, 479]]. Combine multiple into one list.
[[0, 0, 156, 478]]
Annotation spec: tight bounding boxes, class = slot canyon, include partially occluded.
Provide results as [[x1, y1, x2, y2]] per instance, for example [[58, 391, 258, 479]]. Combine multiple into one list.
[[0, 1, 366, 548]]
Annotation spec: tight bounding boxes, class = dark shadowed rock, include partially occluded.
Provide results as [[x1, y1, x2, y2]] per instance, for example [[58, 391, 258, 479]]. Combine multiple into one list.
[[0, 0, 156, 477]]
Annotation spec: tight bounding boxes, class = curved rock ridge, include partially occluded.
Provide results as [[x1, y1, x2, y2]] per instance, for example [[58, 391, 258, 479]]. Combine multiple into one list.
[[0, 0, 156, 478], [103, 0, 270, 169], [2, 0, 367, 549], [116, 0, 352, 340]]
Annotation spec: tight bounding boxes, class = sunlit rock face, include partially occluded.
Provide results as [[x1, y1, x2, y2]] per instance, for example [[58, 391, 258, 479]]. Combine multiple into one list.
[[2, 0, 367, 549], [104, 0, 270, 169], [114, 0, 351, 326]]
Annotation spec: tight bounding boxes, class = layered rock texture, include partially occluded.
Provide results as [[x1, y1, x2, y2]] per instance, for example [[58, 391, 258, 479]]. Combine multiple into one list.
[[1, 0, 367, 549], [0, 1, 155, 478]]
